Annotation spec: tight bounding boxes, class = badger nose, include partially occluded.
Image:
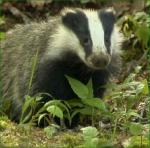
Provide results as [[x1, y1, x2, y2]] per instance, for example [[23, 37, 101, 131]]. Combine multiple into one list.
[[90, 54, 110, 69]]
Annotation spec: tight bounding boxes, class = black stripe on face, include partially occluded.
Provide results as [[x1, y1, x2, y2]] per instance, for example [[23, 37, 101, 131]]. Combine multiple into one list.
[[62, 10, 92, 57], [98, 9, 115, 54]]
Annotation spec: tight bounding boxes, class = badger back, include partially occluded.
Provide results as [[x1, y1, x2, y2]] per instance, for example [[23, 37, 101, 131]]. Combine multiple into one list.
[[1, 18, 60, 108]]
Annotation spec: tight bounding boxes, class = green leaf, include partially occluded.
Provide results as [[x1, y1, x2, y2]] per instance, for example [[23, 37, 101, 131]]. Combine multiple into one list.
[[82, 98, 107, 111], [44, 100, 70, 117], [20, 95, 33, 123], [35, 96, 43, 101], [79, 107, 93, 115], [67, 99, 84, 108], [0, 32, 5, 40], [136, 25, 149, 48], [129, 123, 143, 136], [21, 95, 32, 114], [71, 107, 93, 119], [66, 75, 89, 99], [42, 100, 71, 125], [141, 79, 149, 95], [38, 113, 47, 125], [86, 79, 93, 98], [81, 126, 99, 139], [70, 109, 80, 120], [21, 110, 33, 124], [91, 138, 99, 147], [44, 100, 61, 108], [127, 110, 141, 119], [28, 48, 39, 92], [47, 105, 63, 119], [44, 126, 57, 138]]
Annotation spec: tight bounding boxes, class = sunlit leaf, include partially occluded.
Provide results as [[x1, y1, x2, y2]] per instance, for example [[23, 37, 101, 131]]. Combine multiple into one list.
[[82, 98, 107, 111], [86, 79, 93, 98], [81, 126, 99, 139], [66, 75, 89, 99], [47, 105, 63, 119]]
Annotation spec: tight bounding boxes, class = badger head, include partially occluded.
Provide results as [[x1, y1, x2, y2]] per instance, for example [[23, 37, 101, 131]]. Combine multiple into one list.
[[48, 8, 123, 70]]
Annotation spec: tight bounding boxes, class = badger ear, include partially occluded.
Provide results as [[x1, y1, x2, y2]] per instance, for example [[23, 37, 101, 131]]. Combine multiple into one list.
[[105, 7, 116, 16], [99, 7, 116, 25], [61, 12, 78, 29], [61, 8, 81, 29], [60, 8, 76, 16]]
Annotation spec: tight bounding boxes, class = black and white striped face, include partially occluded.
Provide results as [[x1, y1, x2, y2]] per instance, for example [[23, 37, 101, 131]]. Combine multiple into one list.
[[60, 8, 123, 69]]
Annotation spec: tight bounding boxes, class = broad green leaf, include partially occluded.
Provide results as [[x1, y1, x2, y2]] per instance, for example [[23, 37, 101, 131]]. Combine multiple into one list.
[[82, 98, 107, 111], [81, 126, 99, 139], [42, 100, 71, 124], [66, 75, 89, 99], [86, 79, 93, 98], [47, 105, 63, 119], [45, 100, 70, 117], [129, 122, 143, 136]]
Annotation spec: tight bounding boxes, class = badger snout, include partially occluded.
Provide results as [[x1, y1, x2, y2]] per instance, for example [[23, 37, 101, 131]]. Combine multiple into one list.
[[87, 53, 110, 69]]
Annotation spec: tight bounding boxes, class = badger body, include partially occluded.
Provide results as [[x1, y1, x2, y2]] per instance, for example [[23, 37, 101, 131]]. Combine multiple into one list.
[[2, 8, 123, 126]]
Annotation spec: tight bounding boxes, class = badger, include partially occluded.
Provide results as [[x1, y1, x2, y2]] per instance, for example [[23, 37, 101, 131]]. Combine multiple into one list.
[[2, 8, 123, 127]]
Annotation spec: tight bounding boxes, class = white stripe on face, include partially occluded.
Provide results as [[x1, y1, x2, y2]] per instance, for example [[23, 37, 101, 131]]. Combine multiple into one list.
[[84, 11, 107, 54]]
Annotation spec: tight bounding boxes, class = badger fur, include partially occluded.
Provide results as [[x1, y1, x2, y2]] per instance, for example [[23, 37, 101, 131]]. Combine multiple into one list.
[[2, 8, 123, 127]]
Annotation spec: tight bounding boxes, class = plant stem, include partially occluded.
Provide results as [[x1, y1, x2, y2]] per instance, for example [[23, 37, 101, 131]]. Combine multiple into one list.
[[28, 48, 39, 93], [111, 117, 118, 142], [92, 108, 94, 126]]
